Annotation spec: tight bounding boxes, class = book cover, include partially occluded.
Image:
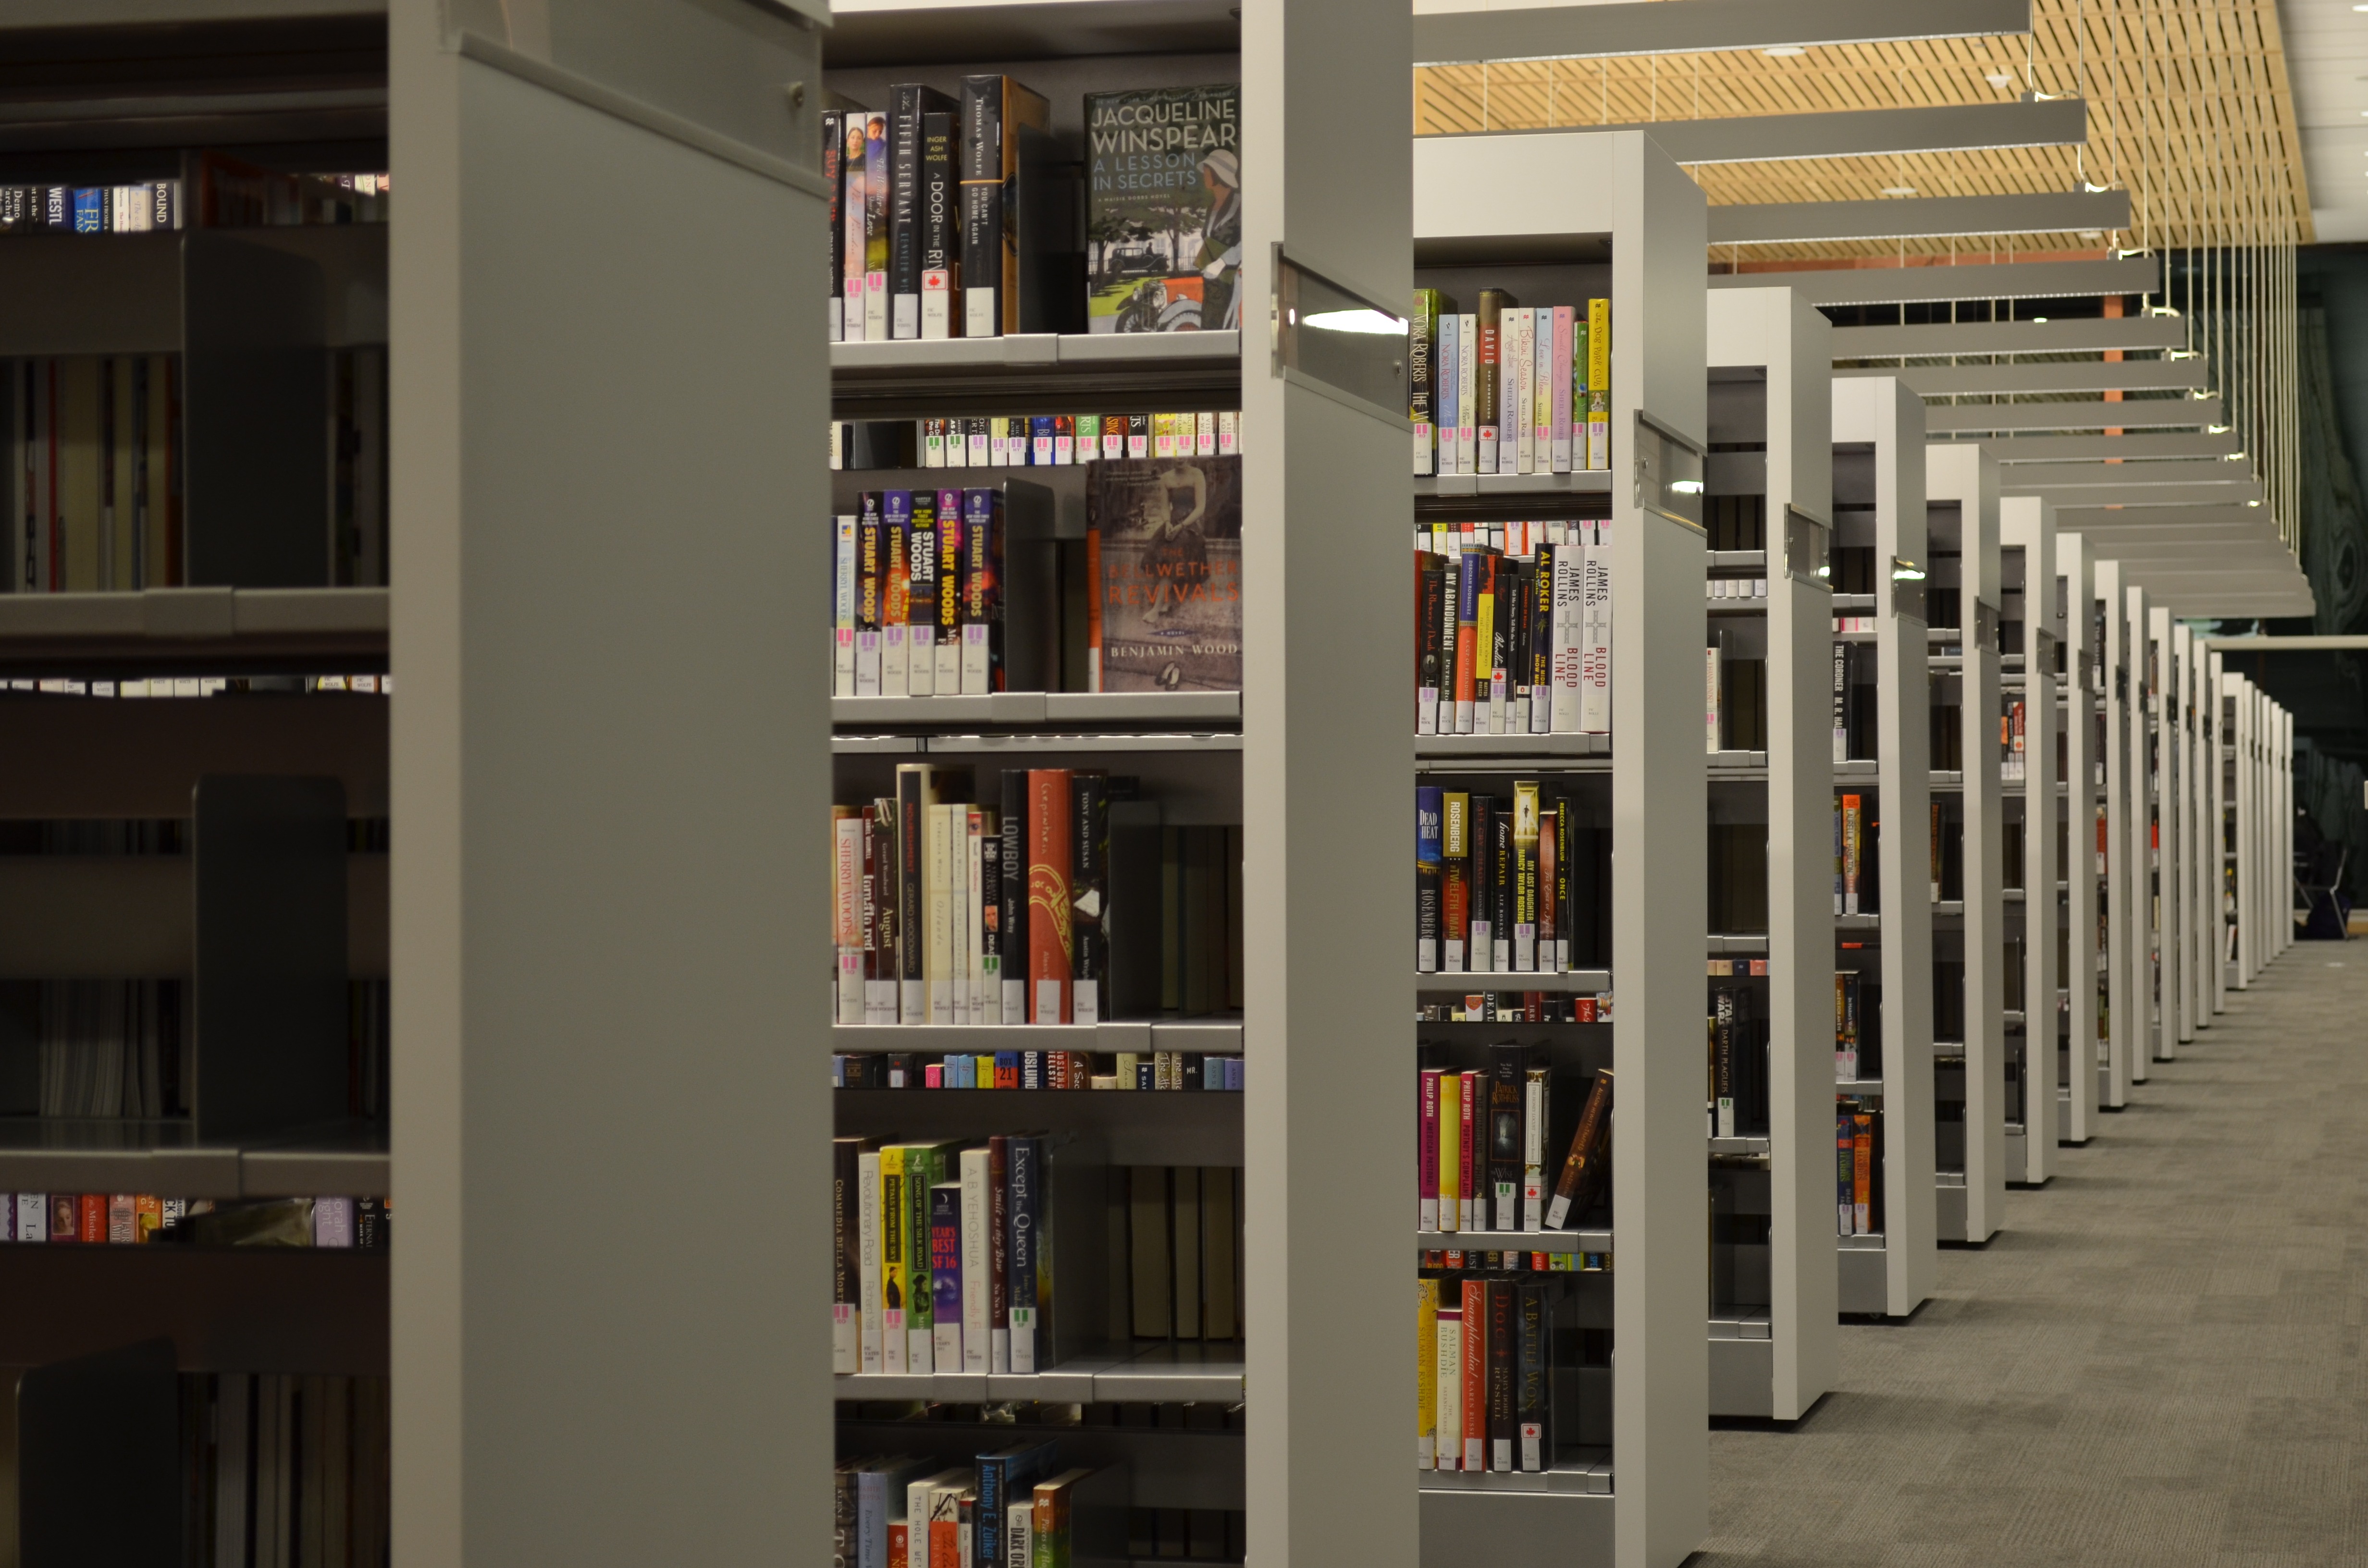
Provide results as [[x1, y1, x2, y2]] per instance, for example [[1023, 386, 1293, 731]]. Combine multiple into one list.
[[1418, 1068, 1441, 1229], [1085, 84, 1241, 333], [930, 1181, 964, 1372], [1087, 455, 1241, 692], [863, 111, 890, 341], [960, 1147, 994, 1373], [959, 76, 1051, 337], [1488, 1043, 1527, 1231], [1007, 1135, 1043, 1373], [1416, 786, 1443, 973]]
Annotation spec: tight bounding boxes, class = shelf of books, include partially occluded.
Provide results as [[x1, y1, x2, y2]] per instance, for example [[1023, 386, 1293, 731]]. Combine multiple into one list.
[[0, 9, 400, 1553], [1410, 126, 1707, 1568], [1698, 286, 1835, 1422], [1830, 378, 1936, 1320], [2054, 531, 2102, 1145], [1997, 497, 2057, 1187], [2093, 559, 2133, 1109], [1924, 442, 2004, 1246], [813, 12, 1337, 1563], [2148, 606, 2183, 1062]]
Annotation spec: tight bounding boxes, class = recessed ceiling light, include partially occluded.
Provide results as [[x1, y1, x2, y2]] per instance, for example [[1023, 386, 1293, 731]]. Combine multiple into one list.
[[1882, 186, 1917, 196], [1986, 71, 2014, 87], [1763, 45, 1805, 56]]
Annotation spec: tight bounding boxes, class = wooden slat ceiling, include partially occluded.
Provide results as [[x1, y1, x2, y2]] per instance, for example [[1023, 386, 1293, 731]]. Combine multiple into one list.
[[1412, 0, 2312, 262]]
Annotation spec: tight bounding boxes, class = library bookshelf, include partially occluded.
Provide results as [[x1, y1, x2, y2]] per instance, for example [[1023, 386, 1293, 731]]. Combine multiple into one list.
[[1702, 286, 1836, 1421], [1831, 377, 1935, 1320], [2094, 557, 2137, 1110], [1413, 126, 1708, 1568], [1925, 442, 2004, 1246], [2182, 625, 2213, 1037], [1997, 495, 2056, 1188], [2208, 648, 2229, 1015], [2053, 529, 2102, 1146], [2149, 607, 2185, 1062], [2130, 587, 2162, 1083]]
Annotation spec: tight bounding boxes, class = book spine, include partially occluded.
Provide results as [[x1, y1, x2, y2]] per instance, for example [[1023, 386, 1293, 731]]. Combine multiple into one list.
[[999, 772, 1029, 1022], [879, 1146, 908, 1371], [926, 803, 955, 1023], [889, 85, 925, 338], [1454, 544, 1478, 734], [835, 1147, 859, 1367], [857, 498, 884, 695], [1419, 1069, 1441, 1229], [1549, 540, 1580, 733], [935, 490, 963, 695], [1459, 1070, 1480, 1230], [1586, 298, 1610, 469], [1489, 812, 1513, 971], [858, 1150, 884, 1371], [1410, 289, 1438, 475], [1070, 772, 1109, 1025], [1544, 1068, 1613, 1229], [1027, 770, 1073, 1023], [962, 489, 999, 695], [836, 808, 864, 1023], [897, 766, 933, 1024], [1853, 1112, 1875, 1233], [1707, 643, 1723, 754], [920, 110, 960, 340], [978, 807, 1002, 1025], [1537, 808, 1558, 973], [1715, 987, 1737, 1137], [1460, 1277, 1486, 1471], [824, 112, 845, 340], [1436, 1068, 1461, 1233], [1417, 543, 1443, 735], [1417, 1279, 1439, 1468], [959, 78, 1004, 337], [1488, 1045, 1523, 1231], [965, 808, 986, 1023], [1441, 790, 1468, 971], [907, 1147, 940, 1370], [881, 492, 911, 695], [1416, 786, 1443, 972], [1433, 1304, 1462, 1470], [1009, 1135, 1041, 1372], [1455, 314, 1477, 474], [1468, 796, 1493, 965], [1843, 793, 1862, 917], [961, 1146, 991, 1372], [930, 1180, 964, 1372], [1581, 526, 1612, 734], [1513, 308, 1536, 474], [1550, 306, 1574, 472], [1522, 1065, 1548, 1230], [1487, 1277, 1515, 1471], [905, 492, 937, 695], [1512, 783, 1539, 973], [1475, 291, 1503, 474], [863, 112, 890, 341], [1838, 1108, 1855, 1234], [1438, 313, 1460, 476]]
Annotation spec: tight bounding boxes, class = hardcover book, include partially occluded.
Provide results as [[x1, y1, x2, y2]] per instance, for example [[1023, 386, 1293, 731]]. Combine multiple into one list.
[[1085, 83, 1242, 333], [1087, 455, 1242, 692]]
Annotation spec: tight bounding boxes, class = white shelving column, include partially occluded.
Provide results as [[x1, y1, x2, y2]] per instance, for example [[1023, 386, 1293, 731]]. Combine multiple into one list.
[[1412, 127, 1708, 1568], [1998, 496, 2054, 1185], [2210, 649, 2229, 1012], [1703, 286, 1836, 1421], [2230, 674, 2255, 988], [2127, 586, 2156, 1084], [1926, 444, 2003, 1242], [2055, 531, 2099, 1146], [2177, 624, 2206, 1039], [1833, 378, 1935, 1319], [389, 0, 836, 1558], [2280, 707, 2294, 956], [2147, 605, 2181, 1064], [1243, 0, 1414, 1556], [2094, 556, 2134, 1111]]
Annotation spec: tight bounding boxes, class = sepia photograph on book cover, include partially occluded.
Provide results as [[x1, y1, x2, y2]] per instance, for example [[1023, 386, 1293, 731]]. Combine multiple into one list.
[[1085, 84, 1241, 334], [1092, 455, 1242, 691]]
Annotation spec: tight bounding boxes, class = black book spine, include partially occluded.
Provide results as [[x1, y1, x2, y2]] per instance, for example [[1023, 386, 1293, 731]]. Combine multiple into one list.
[[1486, 1277, 1516, 1471], [822, 111, 844, 335], [1515, 1280, 1550, 1470], [896, 767, 929, 1018], [1072, 770, 1110, 1024], [1419, 553, 1444, 717], [921, 110, 959, 326], [888, 85, 925, 334], [1490, 810, 1513, 971], [958, 76, 1004, 338], [1714, 987, 1737, 1136], [1488, 1043, 1525, 1232]]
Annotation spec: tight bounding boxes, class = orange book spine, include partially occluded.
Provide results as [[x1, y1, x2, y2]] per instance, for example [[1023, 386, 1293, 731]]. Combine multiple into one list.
[[1027, 769, 1074, 1023], [1852, 1113, 1875, 1234], [78, 1195, 105, 1243]]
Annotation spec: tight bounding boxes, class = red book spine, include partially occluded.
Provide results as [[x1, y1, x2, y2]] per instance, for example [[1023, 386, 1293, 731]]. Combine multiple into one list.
[[1460, 1071, 1480, 1233], [1419, 1070, 1440, 1230], [78, 1195, 105, 1243], [1027, 769, 1073, 1022], [1460, 1278, 1487, 1471]]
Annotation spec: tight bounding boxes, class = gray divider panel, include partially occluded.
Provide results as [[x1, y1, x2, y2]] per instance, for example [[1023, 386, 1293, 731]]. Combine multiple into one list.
[[18, 1338, 179, 1568], [193, 774, 348, 1142]]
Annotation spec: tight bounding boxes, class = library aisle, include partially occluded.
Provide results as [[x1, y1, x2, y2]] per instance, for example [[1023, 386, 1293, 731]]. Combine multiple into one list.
[[1702, 952, 2368, 1566]]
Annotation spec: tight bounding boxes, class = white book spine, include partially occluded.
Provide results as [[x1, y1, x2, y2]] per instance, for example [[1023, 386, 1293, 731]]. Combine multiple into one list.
[[1218, 410, 1240, 456], [921, 270, 951, 338], [1456, 315, 1477, 474], [960, 1148, 992, 1372], [1006, 1503, 1033, 1568], [1512, 312, 1535, 473], [961, 624, 989, 696], [834, 517, 857, 697], [1551, 306, 1574, 472], [906, 625, 935, 697], [966, 287, 996, 338], [865, 271, 888, 340], [1550, 542, 1582, 733], [1581, 526, 1612, 734], [856, 1153, 883, 1372], [1531, 307, 1553, 468], [1523, 1075, 1545, 1228], [894, 291, 919, 339], [926, 805, 954, 1025], [1435, 1312, 1463, 1470], [934, 619, 961, 696], [846, 282, 867, 343], [966, 814, 987, 1026]]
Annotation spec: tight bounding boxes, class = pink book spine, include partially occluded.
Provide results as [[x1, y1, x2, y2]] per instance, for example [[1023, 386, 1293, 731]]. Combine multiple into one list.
[[1551, 307, 1574, 473], [1459, 1070, 1480, 1232], [1419, 1070, 1441, 1230]]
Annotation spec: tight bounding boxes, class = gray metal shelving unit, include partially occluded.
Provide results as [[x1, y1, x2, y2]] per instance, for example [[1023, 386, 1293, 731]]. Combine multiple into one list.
[[2054, 530, 2103, 1143], [1997, 495, 2056, 1185]]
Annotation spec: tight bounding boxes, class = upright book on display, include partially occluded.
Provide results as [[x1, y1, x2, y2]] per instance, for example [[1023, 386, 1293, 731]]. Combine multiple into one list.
[[1084, 84, 1242, 333], [1086, 455, 1243, 692]]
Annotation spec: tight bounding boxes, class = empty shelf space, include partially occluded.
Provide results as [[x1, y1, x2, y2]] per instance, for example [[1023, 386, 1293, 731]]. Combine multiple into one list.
[[0, 692, 386, 818], [0, 589, 388, 677], [0, 853, 387, 978], [1417, 970, 1611, 995], [831, 692, 1241, 729]]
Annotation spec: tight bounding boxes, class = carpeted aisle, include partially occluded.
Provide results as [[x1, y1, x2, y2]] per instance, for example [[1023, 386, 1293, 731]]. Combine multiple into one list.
[[1702, 947, 2368, 1568]]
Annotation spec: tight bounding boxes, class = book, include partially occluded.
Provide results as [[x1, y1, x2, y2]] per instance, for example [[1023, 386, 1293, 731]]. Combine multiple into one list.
[[1085, 84, 1242, 333], [889, 86, 961, 339], [1487, 1043, 1527, 1231], [863, 111, 891, 340], [1585, 297, 1610, 469], [1515, 1279, 1550, 1470], [1543, 1069, 1613, 1229], [1028, 770, 1074, 1023], [1460, 1277, 1487, 1470], [1086, 456, 1242, 692], [961, 1146, 994, 1372], [1416, 787, 1443, 973], [1416, 1278, 1439, 1468], [1433, 1298, 1462, 1470], [1410, 288, 1452, 473], [960, 76, 1052, 337], [1069, 771, 1109, 1025], [1475, 289, 1512, 473], [930, 1181, 965, 1372]]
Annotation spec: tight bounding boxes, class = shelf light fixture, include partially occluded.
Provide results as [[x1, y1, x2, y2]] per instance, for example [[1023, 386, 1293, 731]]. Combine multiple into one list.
[[2208, 424, 2232, 434], [1891, 558, 1927, 582], [1669, 478, 1705, 494], [1300, 308, 1406, 335], [1763, 45, 1805, 56]]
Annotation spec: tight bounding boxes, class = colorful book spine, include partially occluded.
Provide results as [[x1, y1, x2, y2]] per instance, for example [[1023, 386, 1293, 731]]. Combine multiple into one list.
[[1585, 297, 1610, 470], [1027, 769, 1073, 1024]]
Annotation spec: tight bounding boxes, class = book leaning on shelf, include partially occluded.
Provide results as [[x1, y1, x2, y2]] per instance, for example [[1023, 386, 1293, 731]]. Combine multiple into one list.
[[1415, 520, 1609, 736], [1410, 290, 1608, 477]]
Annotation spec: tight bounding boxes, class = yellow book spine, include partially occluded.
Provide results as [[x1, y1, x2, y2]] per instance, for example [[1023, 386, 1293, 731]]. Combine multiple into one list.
[[1416, 1278, 1439, 1469], [879, 1144, 910, 1372], [1438, 1070, 1462, 1231], [1586, 298, 1610, 394]]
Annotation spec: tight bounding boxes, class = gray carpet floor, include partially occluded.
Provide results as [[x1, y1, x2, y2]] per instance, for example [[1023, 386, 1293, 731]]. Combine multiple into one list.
[[1703, 947, 2368, 1567]]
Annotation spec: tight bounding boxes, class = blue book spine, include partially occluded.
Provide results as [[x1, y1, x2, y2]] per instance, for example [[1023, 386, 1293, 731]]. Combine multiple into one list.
[[929, 1183, 963, 1329], [72, 188, 103, 233], [1439, 313, 1460, 453], [1418, 785, 1444, 972], [1007, 1136, 1041, 1372], [1029, 414, 1054, 466]]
